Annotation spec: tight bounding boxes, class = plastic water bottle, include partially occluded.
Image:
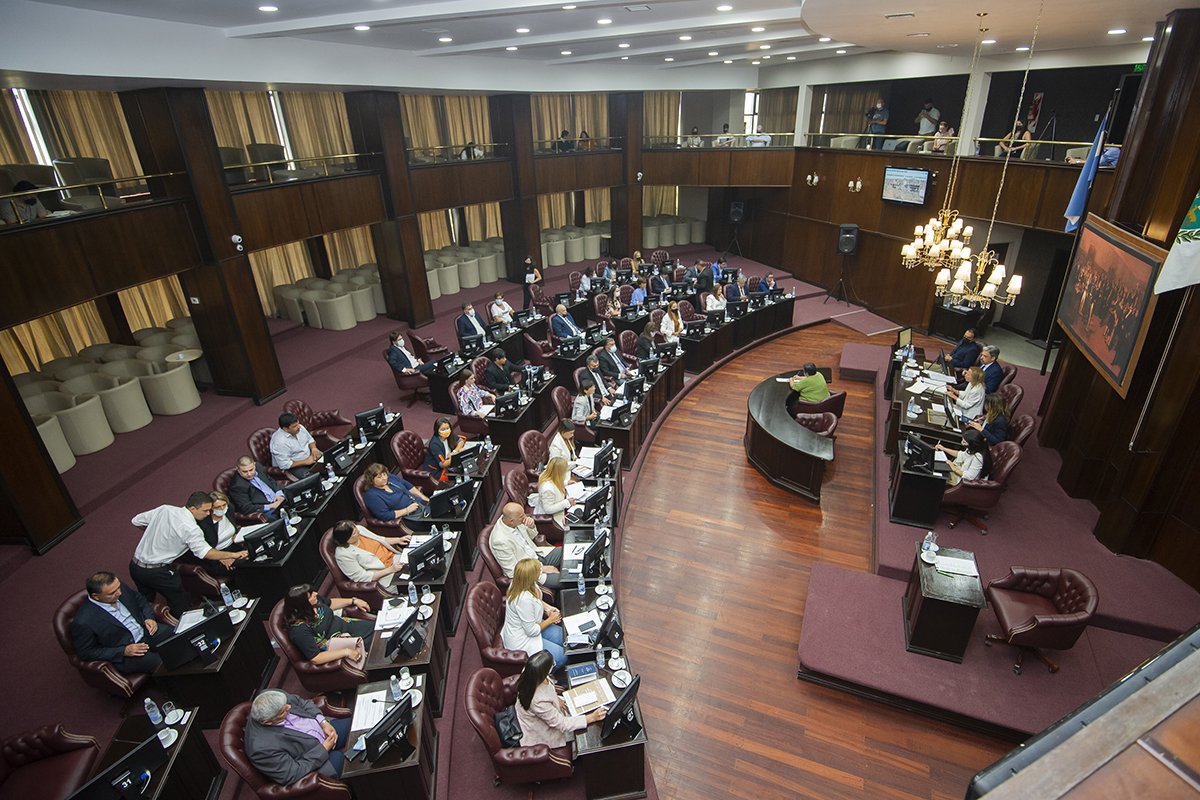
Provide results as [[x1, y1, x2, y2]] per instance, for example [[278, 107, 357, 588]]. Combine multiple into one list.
[[577, 574, 586, 598], [922, 531, 935, 552], [219, 582, 234, 607], [144, 698, 163, 726], [390, 674, 403, 702], [326, 463, 336, 481], [485, 435, 494, 451], [408, 581, 419, 606], [596, 646, 606, 671], [358, 428, 367, 446]]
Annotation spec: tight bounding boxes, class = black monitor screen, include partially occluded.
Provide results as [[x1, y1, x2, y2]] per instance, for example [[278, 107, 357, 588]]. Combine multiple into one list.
[[591, 441, 617, 480], [638, 357, 659, 375], [283, 471, 323, 513], [559, 336, 582, 352], [243, 517, 288, 560], [622, 376, 645, 400], [428, 480, 473, 518], [324, 437, 353, 472], [495, 392, 519, 416], [355, 406, 387, 436], [904, 434, 935, 472], [364, 691, 415, 763], [486, 322, 505, 339], [596, 603, 624, 650], [407, 529, 445, 578], [555, 292, 573, 306], [706, 309, 726, 326], [684, 319, 706, 337], [583, 525, 609, 577], [615, 268, 632, 283], [67, 735, 170, 800], [600, 675, 641, 741], [460, 334, 483, 354]]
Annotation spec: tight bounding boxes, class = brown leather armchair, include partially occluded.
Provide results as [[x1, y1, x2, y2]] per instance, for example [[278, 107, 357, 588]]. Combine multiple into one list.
[[997, 383, 1023, 415], [448, 379, 491, 439], [999, 363, 1018, 387], [247, 427, 296, 483], [791, 390, 847, 419], [650, 249, 670, 267], [352, 473, 414, 533], [383, 348, 430, 407], [523, 333, 555, 368], [618, 331, 639, 367], [318, 528, 395, 611], [283, 400, 354, 451], [219, 699, 352, 800], [942, 441, 1022, 535], [465, 583, 530, 677], [592, 293, 608, 319], [551, 386, 594, 444], [985, 567, 1099, 674], [1009, 414, 1035, 448], [528, 284, 553, 317], [265, 599, 368, 696], [410, 334, 450, 362], [616, 285, 633, 306], [503, 468, 562, 545], [53, 590, 174, 699], [388, 430, 437, 495], [213, 469, 270, 526], [795, 412, 838, 438], [465, 668, 574, 787], [519, 429, 549, 481], [0, 724, 99, 800], [568, 270, 582, 292], [678, 299, 698, 321]]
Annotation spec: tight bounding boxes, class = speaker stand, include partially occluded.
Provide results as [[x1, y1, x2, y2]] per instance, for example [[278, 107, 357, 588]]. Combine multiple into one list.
[[723, 225, 744, 258], [823, 254, 850, 305]]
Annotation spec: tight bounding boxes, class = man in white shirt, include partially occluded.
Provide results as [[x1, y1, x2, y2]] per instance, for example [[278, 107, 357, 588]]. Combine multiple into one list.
[[129, 492, 248, 615], [915, 99, 941, 136], [714, 123, 735, 147], [489, 503, 561, 590], [270, 413, 321, 478], [745, 125, 772, 147]]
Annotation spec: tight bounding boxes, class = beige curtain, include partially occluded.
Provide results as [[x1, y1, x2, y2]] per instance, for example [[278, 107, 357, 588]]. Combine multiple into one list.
[[30, 90, 142, 179], [401, 95, 441, 159], [281, 92, 353, 166], [538, 193, 572, 230], [584, 187, 610, 223], [204, 90, 280, 151], [759, 87, 798, 134], [419, 210, 453, 251], [0, 303, 105, 375], [574, 94, 608, 144], [0, 91, 36, 164], [443, 95, 492, 152], [533, 95, 574, 149], [643, 91, 680, 215], [119, 277, 189, 331], [325, 226, 377, 271], [811, 83, 889, 136], [464, 202, 501, 241], [249, 242, 313, 315]]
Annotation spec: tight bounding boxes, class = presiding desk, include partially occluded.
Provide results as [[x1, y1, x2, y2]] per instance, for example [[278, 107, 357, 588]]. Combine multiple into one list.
[[744, 372, 834, 501], [903, 544, 984, 662], [340, 677, 437, 800]]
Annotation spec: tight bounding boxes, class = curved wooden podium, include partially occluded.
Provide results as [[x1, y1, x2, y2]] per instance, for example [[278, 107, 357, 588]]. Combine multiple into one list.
[[744, 372, 834, 500]]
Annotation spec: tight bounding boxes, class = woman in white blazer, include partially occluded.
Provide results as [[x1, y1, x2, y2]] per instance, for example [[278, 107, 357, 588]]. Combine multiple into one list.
[[547, 418, 576, 464], [532, 457, 575, 529], [659, 302, 683, 342], [515, 651, 606, 750], [705, 291, 727, 312], [331, 520, 411, 591], [502, 559, 566, 667], [947, 365, 986, 421]]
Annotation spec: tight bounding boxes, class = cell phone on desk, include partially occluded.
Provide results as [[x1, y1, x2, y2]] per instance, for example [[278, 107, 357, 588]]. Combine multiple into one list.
[[578, 620, 597, 633]]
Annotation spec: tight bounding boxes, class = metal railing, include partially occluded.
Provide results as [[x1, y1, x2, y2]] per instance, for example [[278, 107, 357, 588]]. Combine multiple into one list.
[[533, 136, 622, 153], [801, 131, 1112, 163], [405, 142, 510, 164], [0, 171, 183, 226], [223, 152, 377, 185], [644, 132, 796, 149]]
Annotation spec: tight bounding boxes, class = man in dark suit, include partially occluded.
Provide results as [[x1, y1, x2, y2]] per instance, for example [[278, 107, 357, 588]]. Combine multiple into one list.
[[582, 354, 615, 398], [550, 304, 584, 340], [70, 571, 173, 675], [245, 689, 352, 783], [386, 330, 435, 375], [597, 337, 632, 383], [695, 262, 715, 293], [726, 275, 747, 302], [455, 302, 489, 347], [229, 456, 285, 520], [979, 345, 1004, 393], [649, 271, 670, 296], [484, 349, 520, 393], [949, 329, 982, 370]]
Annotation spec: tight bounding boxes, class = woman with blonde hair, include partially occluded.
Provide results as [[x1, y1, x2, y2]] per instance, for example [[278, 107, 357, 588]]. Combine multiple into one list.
[[946, 365, 985, 421], [502, 558, 566, 667], [532, 457, 574, 530]]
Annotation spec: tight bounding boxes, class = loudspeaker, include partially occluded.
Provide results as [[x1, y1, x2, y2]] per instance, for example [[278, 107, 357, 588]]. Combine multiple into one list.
[[729, 201, 745, 225], [837, 224, 859, 255]]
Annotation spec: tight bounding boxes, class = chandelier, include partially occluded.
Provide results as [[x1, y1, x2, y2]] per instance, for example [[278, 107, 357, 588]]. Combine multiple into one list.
[[935, 248, 1022, 307], [901, 209, 973, 271]]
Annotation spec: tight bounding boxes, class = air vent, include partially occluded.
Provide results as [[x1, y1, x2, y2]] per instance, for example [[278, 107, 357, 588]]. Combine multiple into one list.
[[625, 5, 652, 11], [884, 12, 915, 20]]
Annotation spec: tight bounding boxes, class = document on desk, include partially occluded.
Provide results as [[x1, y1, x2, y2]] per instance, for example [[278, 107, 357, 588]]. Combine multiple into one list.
[[375, 602, 416, 631], [599, 405, 615, 421], [564, 678, 616, 717], [563, 609, 602, 639], [935, 555, 979, 577], [351, 690, 390, 731], [906, 380, 929, 394], [563, 542, 589, 562], [924, 371, 956, 385], [233, 522, 270, 544], [934, 450, 949, 463], [567, 482, 588, 501], [572, 461, 594, 478], [175, 609, 207, 633], [579, 446, 601, 460], [478, 404, 495, 417]]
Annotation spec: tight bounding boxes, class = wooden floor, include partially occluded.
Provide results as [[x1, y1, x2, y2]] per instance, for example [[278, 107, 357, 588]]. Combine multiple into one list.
[[619, 324, 1011, 800]]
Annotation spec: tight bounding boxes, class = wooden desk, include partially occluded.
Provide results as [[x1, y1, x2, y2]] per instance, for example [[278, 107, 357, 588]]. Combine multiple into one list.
[[364, 593, 450, 717], [568, 662, 648, 800], [394, 533, 466, 636], [903, 544, 985, 662], [237, 519, 325, 617], [425, 473, 489, 570], [93, 708, 222, 800], [561, 584, 618, 657], [744, 372, 834, 501], [154, 599, 275, 728], [484, 393, 541, 462], [341, 678, 437, 800], [888, 446, 951, 528], [929, 303, 985, 341]]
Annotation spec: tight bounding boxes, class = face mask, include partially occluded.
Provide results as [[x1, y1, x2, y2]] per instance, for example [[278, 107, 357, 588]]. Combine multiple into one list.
[[876, 103, 884, 109], [467, 310, 475, 317], [24, 197, 37, 206], [607, 346, 616, 353], [439, 428, 450, 439], [212, 508, 226, 518]]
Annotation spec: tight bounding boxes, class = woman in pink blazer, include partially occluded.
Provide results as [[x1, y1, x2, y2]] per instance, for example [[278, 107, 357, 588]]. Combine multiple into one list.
[[515, 651, 607, 749]]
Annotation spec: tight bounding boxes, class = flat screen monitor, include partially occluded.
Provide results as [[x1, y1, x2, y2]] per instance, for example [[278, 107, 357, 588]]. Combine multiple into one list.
[[363, 691, 415, 763], [555, 292, 574, 306], [460, 333, 484, 355], [486, 322, 505, 339], [748, 291, 767, 307], [706, 309, 726, 326], [941, 394, 960, 429], [896, 327, 912, 350], [638, 357, 659, 375], [558, 335, 583, 353], [283, 471, 323, 514], [584, 324, 605, 344], [243, 517, 289, 561], [670, 281, 687, 294], [582, 524, 610, 577], [767, 287, 785, 299], [615, 268, 632, 284], [621, 376, 645, 401], [324, 437, 354, 474], [594, 602, 624, 650], [591, 440, 618, 480], [384, 606, 426, 661], [66, 735, 170, 800], [684, 319, 707, 337], [355, 405, 387, 437], [727, 299, 749, 318], [429, 353, 457, 375], [155, 607, 235, 669], [904, 434, 936, 473], [600, 674, 642, 741], [428, 480, 473, 518], [407, 529, 445, 579], [514, 310, 533, 327], [448, 443, 480, 474], [881, 166, 931, 206], [494, 391, 520, 417]]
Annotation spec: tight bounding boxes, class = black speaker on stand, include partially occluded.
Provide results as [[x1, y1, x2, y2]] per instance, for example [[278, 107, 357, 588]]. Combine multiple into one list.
[[724, 201, 745, 257], [825, 224, 858, 305]]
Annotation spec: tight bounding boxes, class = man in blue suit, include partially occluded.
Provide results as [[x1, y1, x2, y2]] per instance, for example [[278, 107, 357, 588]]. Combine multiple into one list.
[[455, 302, 489, 347], [979, 345, 1004, 393], [551, 304, 584, 339], [70, 571, 173, 675], [649, 271, 670, 296], [726, 275, 748, 302], [948, 329, 982, 370]]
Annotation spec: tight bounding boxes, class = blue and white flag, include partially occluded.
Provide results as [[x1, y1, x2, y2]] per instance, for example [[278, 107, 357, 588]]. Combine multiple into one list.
[[1064, 113, 1109, 232], [1154, 189, 1200, 294]]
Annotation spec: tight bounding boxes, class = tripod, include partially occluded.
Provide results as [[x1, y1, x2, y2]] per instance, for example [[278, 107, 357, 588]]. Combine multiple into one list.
[[824, 254, 850, 305], [723, 223, 744, 258]]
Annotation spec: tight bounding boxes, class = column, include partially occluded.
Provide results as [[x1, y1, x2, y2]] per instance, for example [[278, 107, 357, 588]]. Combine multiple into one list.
[[608, 92, 643, 257], [489, 94, 542, 281]]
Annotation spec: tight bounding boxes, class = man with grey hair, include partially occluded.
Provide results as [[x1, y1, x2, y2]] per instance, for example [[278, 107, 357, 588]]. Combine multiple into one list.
[[489, 502, 562, 590], [979, 345, 1004, 394], [229, 455, 284, 520], [244, 689, 352, 782]]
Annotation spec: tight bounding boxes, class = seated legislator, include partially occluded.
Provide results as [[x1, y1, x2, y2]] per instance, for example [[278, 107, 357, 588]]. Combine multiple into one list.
[[503, 559, 567, 668], [490, 503, 562, 590], [456, 369, 495, 418], [422, 417, 466, 475], [572, 380, 601, 428], [629, 278, 648, 306], [386, 330, 434, 375], [229, 456, 285, 520], [490, 291, 515, 325], [603, 293, 622, 321], [659, 302, 683, 343], [485, 349, 519, 394], [649, 271, 670, 296], [548, 418, 577, 463], [551, 304, 584, 340], [331, 520, 410, 592], [71, 571, 173, 675], [200, 491, 239, 550], [596, 260, 616, 284], [726, 274, 748, 302], [363, 462, 429, 524], [130, 492, 248, 615], [978, 345, 1004, 393], [636, 322, 656, 360], [705, 290, 727, 312], [244, 689, 353, 783], [946, 366, 986, 421], [949, 328, 982, 370], [935, 430, 993, 486], [283, 584, 373, 669], [582, 354, 615, 399], [516, 651, 606, 749], [969, 393, 1010, 445], [532, 458, 576, 530], [790, 363, 831, 403], [455, 302, 489, 346], [270, 413, 322, 479], [757, 274, 778, 293], [630, 250, 645, 273], [597, 337, 632, 384]]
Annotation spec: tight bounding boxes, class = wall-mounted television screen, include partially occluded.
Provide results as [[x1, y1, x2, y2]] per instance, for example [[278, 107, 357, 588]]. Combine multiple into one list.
[[881, 166, 931, 206]]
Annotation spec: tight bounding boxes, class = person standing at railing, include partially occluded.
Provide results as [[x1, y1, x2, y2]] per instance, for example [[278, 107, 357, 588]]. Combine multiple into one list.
[[714, 123, 736, 148], [578, 130, 593, 151], [864, 99, 889, 150], [1, 180, 50, 225], [684, 126, 703, 148], [914, 99, 941, 137], [458, 141, 483, 160], [746, 125, 772, 147]]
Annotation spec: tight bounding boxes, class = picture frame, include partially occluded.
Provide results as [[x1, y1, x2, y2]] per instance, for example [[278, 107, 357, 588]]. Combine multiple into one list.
[[1056, 214, 1166, 398]]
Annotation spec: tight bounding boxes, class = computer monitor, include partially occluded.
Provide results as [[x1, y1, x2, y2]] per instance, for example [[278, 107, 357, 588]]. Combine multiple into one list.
[[767, 287, 785, 300], [514, 310, 533, 327], [494, 391, 520, 417], [615, 268, 632, 283], [363, 691, 416, 763], [384, 605, 427, 661], [684, 319, 706, 337], [486, 322, 505, 339], [407, 529, 446, 579], [638, 357, 659, 375], [896, 327, 912, 350], [600, 675, 642, 741], [727, 299, 749, 318], [429, 352, 457, 375], [323, 437, 354, 474], [582, 525, 610, 578], [282, 471, 323, 514], [621, 376, 645, 401], [355, 405, 388, 437], [559, 335, 583, 354], [66, 735, 170, 800], [904, 434, 936, 473], [591, 440, 618, 480], [670, 281, 687, 294], [242, 518, 290, 562], [623, 305, 641, 320], [460, 333, 484, 355], [555, 292, 574, 307], [448, 443, 480, 475], [593, 603, 624, 650], [657, 341, 679, 359], [941, 394, 961, 429], [155, 607, 236, 669], [427, 480, 473, 518], [748, 291, 767, 307], [706, 309, 726, 326], [584, 324, 605, 344]]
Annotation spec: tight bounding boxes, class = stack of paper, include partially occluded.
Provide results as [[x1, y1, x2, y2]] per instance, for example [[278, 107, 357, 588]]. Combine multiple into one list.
[[479, 404, 495, 416], [934, 555, 979, 577], [906, 380, 929, 394], [563, 609, 602, 638], [351, 690, 389, 731], [563, 678, 617, 716], [375, 602, 416, 631], [566, 482, 588, 501]]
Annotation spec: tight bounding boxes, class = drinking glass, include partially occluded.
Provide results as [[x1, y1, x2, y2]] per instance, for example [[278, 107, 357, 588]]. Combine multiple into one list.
[[161, 701, 177, 724]]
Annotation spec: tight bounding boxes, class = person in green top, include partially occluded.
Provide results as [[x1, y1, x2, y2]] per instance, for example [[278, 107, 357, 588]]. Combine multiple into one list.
[[790, 363, 830, 403]]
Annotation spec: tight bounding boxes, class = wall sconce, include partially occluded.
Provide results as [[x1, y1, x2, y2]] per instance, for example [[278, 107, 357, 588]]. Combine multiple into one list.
[[847, 178, 863, 193], [806, 173, 820, 186]]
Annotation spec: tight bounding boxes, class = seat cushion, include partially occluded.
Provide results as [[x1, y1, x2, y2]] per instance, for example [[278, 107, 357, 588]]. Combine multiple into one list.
[[0, 748, 96, 800], [989, 587, 1057, 637]]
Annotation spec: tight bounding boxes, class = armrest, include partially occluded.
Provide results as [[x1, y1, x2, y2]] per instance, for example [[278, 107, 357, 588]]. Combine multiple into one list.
[[309, 409, 352, 427], [3, 724, 98, 763], [153, 601, 178, 626], [494, 744, 554, 767], [313, 695, 353, 719], [235, 511, 270, 525], [296, 658, 367, 683], [262, 771, 351, 799], [483, 645, 531, 668]]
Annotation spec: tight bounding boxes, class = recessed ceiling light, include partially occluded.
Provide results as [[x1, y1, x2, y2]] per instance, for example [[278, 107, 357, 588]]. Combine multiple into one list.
[[258, 5, 278, 11], [620, 55, 629, 60], [618, 42, 630, 48], [751, 60, 761, 65], [1015, 45, 1029, 51], [717, 4, 733, 11], [759, 44, 770, 49], [818, 36, 831, 43], [762, 55, 770, 59], [907, 32, 930, 38], [664, 57, 674, 62], [981, 38, 996, 44], [679, 35, 692, 41], [438, 36, 452, 42], [354, 25, 371, 31], [516, 27, 530, 33], [786, 55, 796, 60], [751, 26, 765, 33], [935, 43, 958, 48], [835, 49, 847, 54], [1107, 28, 1127, 35], [506, 46, 518, 51], [597, 18, 612, 25], [724, 59, 732, 63], [561, 50, 572, 55], [708, 51, 719, 56], [1142, 35, 1154, 41], [563, 4, 577, 9]]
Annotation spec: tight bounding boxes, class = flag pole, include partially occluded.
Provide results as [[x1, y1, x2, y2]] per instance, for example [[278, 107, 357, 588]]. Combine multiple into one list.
[[1129, 286, 1193, 454]]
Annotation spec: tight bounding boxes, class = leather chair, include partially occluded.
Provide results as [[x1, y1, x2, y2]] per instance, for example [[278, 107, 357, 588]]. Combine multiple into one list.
[[383, 349, 430, 407], [529, 284, 553, 317], [352, 473, 414, 533], [219, 700, 352, 800], [650, 249, 670, 266], [503, 469, 562, 545], [464, 668, 574, 786], [53, 590, 172, 699], [795, 412, 838, 438], [616, 285, 633, 306], [619, 257, 632, 270], [699, 291, 714, 311], [1009, 414, 1035, 448], [471, 356, 493, 391], [618, 331, 639, 367], [410, 334, 450, 362], [791, 390, 847, 419], [0, 724, 99, 800], [519, 429, 549, 481], [465, 583, 530, 677], [449, 380, 490, 438], [389, 430, 438, 495], [245, 142, 288, 182], [266, 599, 368, 695], [649, 308, 665, 331], [212, 469, 270, 525], [319, 528, 395, 611], [673, 267, 687, 283], [523, 333, 555, 368], [171, 558, 224, 600], [552, 385, 594, 444], [283, 400, 354, 452], [248, 427, 297, 483], [678, 299, 698, 321], [942, 441, 1022, 535], [573, 366, 591, 393], [984, 567, 1099, 674], [999, 363, 1018, 387], [997, 383, 1023, 416], [568, 271, 582, 292], [592, 292, 609, 319]]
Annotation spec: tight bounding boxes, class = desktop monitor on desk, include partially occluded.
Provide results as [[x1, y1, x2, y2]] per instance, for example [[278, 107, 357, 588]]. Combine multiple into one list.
[[601, 675, 642, 741], [242, 518, 290, 562], [748, 291, 767, 307], [407, 529, 446, 579], [638, 357, 660, 376], [155, 607, 236, 669], [684, 319, 706, 337], [448, 443, 480, 475], [323, 437, 355, 474], [283, 472, 323, 514], [582, 526, 610, 578], [727, 299, 749, 318], [514, 310, 533, 327], [460, 333, 484, 356], [615, 268, 632, 284], [620, 376, 645, 402], [591, 440, 618, 480], [594, 602, 624, 650], [486, 322, 505, 340], [355, 405, 388, 438], [428, 480, 474, 518], [384, 604, 427, 661], [706, 309, 726, 326], [558, 335, 583, 354], [66, 734, 170, 800], [494, 391, 520, 417], [584, 323, 605, 344], [904, 434, 936, 474], [363, 691, 416, 763]]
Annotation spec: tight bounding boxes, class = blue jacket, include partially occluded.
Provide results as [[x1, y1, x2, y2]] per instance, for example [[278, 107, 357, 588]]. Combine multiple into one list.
[[949, 339, 982, 369], [364, 475, 423, 521], [980, 360, 1003, 394], [551, 313, 582, 339]]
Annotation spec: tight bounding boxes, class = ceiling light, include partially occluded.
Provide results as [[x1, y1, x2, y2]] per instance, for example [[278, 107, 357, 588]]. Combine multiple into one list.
[[506, 46, 518, 51], [761, 55, 770, 59], [1015, 45, 1029, 51], [723, 59, 733, 63], [759, 44, 770, 49], [621, 55, 629, 60], [981, 38, 996, 44], [1142, 35, 1154, 41], [708, 51, 719, 56], [679, 35, 692, 41], [664, 57, 674, 62], [818, 36, 831, 43], [835, 49, 847, 54], [618, 42, 630, 48], [907, 32, 929, 38], [717, 4, 733, 10], [885, 12, 916, 20], [563, 4, 577, 9], [258, 5, 278, 11], [786, 55, 796, 60], [751, 60, 761, 65], [561, 50, 572, 55], [1107, 28, 1127, 35], [751, 26, 765, 33], [438, 36, 452, 42], [516, 27, 530, 33], [597, 18, 613, 25], [355, 25, 371, 31]]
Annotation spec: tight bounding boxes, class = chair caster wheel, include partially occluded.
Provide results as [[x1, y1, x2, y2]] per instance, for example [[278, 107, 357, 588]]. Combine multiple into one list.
[[983, 638, 992, 647], [1013, 665, 1022, 675], [947, 521, 958, 529]]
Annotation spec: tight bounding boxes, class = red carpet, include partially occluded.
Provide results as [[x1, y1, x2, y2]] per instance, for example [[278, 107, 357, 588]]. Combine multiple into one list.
[[831, 308, 904, 337]]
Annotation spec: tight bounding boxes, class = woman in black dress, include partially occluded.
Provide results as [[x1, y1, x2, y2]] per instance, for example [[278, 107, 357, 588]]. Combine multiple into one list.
[[283, 584, 374, 666], [522, 257, 543, 309]]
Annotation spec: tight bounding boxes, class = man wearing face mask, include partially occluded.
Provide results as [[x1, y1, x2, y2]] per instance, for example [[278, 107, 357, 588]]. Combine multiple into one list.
[[597, 337, 632, 384], [1, 180, 50, 225], [865, 98, 889, 150], [455, 302, 489, 348]]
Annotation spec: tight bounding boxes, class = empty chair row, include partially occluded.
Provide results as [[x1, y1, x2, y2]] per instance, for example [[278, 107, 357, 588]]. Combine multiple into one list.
[[642, 216, 706, 249], [273, 273, 381, 330], [423, 243, 504, 299]]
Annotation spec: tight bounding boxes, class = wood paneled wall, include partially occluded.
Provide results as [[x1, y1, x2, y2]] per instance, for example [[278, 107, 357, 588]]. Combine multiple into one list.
[[409, 160, 513, 212], [533, 151, 623, 194], [643, 149, 794, 187], [232, 174, 386, 253]]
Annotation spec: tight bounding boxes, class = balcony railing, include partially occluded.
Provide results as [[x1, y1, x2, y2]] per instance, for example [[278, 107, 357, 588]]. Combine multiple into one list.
[[223, 152, 378, 187], [0, 170, 183, 227], [801, 132, 1114, 163], [405, 142, 510, 164], [533, 136, 622, 154], [644, 132, 796, 149]]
